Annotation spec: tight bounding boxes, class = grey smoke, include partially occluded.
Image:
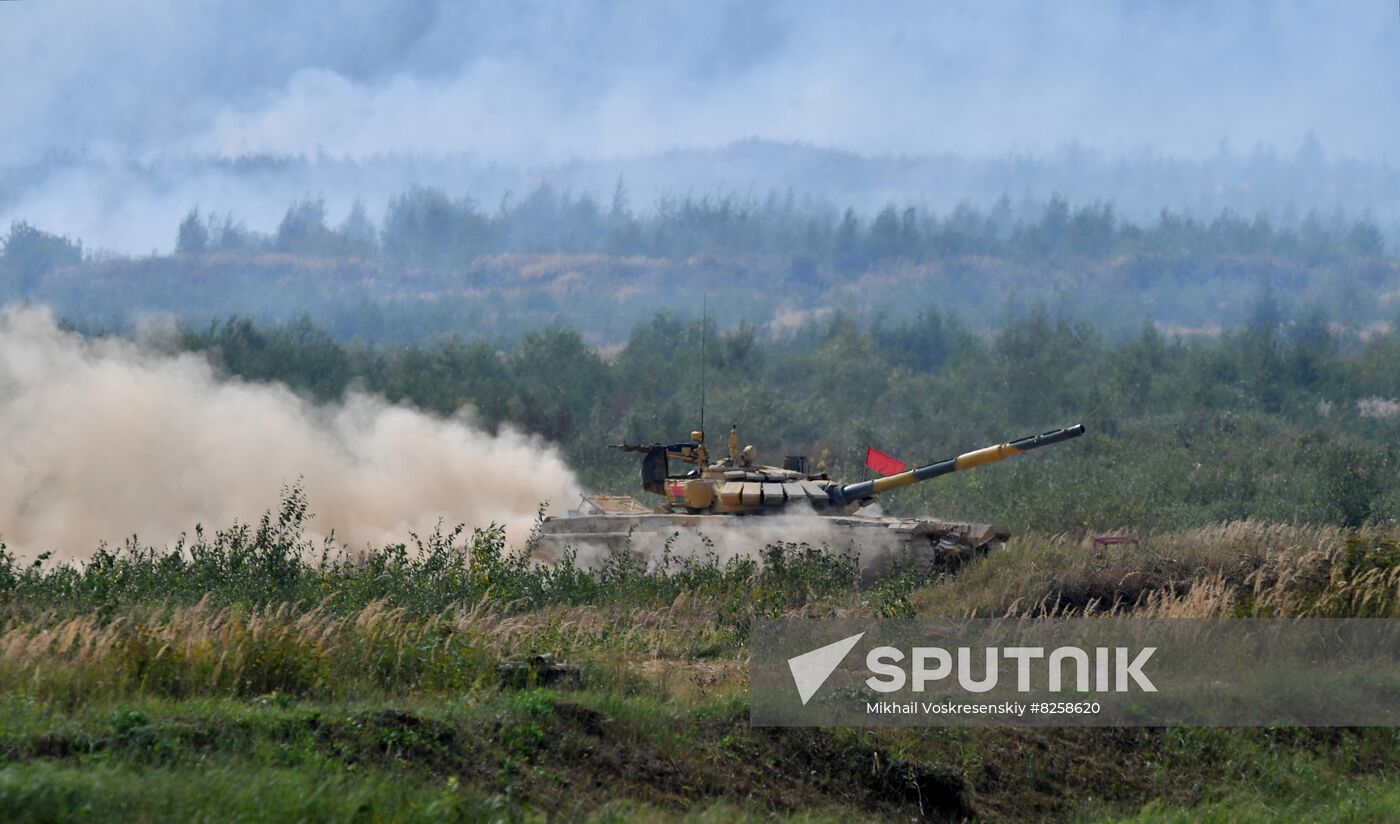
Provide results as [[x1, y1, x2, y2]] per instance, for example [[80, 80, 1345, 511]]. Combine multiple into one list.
[[2, 2, 1398, 252], [4, 1, 1396, 163]]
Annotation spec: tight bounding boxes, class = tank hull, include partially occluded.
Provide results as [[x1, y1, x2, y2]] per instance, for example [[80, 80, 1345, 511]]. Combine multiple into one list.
[[534, 512, 1010, 578]]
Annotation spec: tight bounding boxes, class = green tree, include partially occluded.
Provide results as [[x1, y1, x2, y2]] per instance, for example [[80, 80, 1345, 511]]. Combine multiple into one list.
[[506, 327, 609, 442], [832, 208, 864, 272], [275, 198, 335, 256], [0, 221, 82, 295], [337, 199, 378, 258], [382, 186, 488, 267], [867, 204, 903, 261], [176, 208, 209, 255]]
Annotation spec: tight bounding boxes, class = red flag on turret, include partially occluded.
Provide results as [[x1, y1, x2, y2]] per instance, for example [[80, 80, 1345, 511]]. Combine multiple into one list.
[[865, 447, 907, 475]]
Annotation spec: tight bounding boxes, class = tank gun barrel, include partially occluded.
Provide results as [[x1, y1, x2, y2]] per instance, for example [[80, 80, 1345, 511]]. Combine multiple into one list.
[[831, 424, 1085, 506]]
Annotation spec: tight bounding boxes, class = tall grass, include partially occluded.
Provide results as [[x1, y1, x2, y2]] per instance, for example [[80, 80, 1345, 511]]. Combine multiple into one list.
[[5, 493, 1400, 712], [0, 486, 862, 623], [914, 520, 1400, 619], [0, 600, 497, 704]]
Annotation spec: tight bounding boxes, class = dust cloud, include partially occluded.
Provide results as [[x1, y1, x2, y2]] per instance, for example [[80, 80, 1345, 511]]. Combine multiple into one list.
[[0, 306, 580, 560]]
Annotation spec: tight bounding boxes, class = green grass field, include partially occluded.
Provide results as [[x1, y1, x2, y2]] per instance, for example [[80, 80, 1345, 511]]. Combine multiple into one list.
[[4, 502, 1400, 821]]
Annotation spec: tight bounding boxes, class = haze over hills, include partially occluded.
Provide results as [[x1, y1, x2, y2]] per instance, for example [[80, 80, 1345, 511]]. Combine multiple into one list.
[[5, 138, 1399, 256], [3, 1, 1399, 252], [7, 1, 1397, 162], [2, 2, 1398, 343]]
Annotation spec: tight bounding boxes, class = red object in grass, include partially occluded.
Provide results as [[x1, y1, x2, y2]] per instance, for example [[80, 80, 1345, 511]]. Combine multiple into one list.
[[1092, 536, 1140, 549], [865, 447, 908, 476]]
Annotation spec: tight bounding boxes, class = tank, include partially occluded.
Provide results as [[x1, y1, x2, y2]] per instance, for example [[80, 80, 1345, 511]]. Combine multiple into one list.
[[534, 423, 1085, 575]]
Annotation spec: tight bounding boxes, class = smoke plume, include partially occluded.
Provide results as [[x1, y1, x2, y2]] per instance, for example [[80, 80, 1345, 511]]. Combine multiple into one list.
[[0, 306, 580, 560]]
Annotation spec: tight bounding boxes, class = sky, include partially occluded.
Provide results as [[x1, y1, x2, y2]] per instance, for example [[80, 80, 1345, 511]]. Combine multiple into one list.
[[1, 1, 1397, 250]]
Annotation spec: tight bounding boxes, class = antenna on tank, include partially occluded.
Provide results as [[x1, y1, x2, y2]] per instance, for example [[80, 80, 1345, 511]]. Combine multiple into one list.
[[699, 296, 707, 441]]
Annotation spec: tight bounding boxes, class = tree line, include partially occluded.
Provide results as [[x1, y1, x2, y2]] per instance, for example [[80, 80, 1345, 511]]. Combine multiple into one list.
[[177, 305, 1400, 534], [164, 184, 1387, 270]]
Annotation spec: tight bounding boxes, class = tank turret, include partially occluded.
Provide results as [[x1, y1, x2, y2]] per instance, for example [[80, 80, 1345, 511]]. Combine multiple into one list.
[[612, 423, 1085, 516]]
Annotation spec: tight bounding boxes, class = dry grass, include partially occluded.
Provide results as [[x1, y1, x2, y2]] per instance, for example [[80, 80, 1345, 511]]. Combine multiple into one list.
[[912, 520, 1399, 619], [0, 598, 490, 704], [0, 593, 742, 706]]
